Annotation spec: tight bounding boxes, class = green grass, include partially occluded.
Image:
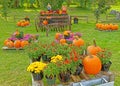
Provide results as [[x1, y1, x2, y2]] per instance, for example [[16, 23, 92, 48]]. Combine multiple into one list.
[[0, 7, 120, 86]]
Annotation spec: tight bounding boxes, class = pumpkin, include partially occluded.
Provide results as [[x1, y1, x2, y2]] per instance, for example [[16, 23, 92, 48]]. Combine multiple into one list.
[[17, 22, 21, 26], [14, 40, 21, 48], [96, 23, 100, 28], [4, 39, 10, 46], [73, 38, 84, 47], [114, 24, 118, 30], [87, 39, 102, 55], [83, 55, 102, 75], [6, 40, 14, 48], [20, 22, 25, 27], [60, 38, 66, 44], [43, 20, 48, 25], [24, 21, 30, 26], [59, 10, 62, 14], [21, 40, 29, 48], [55, 33, 61, 40]]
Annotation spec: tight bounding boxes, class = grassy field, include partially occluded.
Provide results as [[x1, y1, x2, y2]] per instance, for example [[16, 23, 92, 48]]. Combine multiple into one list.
[[0, 7, 120, 86]]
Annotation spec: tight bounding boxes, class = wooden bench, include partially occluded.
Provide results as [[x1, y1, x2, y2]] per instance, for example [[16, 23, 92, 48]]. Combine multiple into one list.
[[35, 14, 71, 36], [71, 15, 88, 23]]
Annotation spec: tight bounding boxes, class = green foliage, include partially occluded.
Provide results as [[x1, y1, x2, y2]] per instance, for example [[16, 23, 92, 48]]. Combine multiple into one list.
[[44, 62, 60, 77], [25, 42, 42, 59], [55, 44, 71, 59], [97, 48, 112, 64], [40, 0, 64, 10], [94, 0, 111, 23], [1, 0, 9, 20]]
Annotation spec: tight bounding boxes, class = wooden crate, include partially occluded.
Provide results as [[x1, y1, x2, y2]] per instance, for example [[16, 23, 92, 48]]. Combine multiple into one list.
[[32, 71, 114, 86]]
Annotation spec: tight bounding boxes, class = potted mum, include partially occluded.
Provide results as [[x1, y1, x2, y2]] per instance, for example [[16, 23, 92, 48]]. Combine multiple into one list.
[[25, 42, 45, 62], [97, 48, 112, 72], [27, 61, 47, 81], [44, 55, 62, 86], [42, 43, 56, 62]]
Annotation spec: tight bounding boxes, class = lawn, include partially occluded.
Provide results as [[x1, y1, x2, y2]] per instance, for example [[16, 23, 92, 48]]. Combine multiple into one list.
[[0, 7, 120, 86]]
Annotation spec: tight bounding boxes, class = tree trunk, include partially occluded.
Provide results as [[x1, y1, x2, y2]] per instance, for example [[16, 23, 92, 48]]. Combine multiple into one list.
[[14, 0, 19, 8]]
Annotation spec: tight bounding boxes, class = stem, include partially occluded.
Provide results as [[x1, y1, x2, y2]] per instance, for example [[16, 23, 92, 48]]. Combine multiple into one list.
[[93, 39, 97, 47]]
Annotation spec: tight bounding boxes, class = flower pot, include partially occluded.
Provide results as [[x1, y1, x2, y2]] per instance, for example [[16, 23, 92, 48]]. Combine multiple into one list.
[[74, 64, 83, 75], [59, 72, 71, 83], [32, 72, 43, 81], [64, 35, 70, 39], [31, 56, 41, 62], [101, 61, 112, 72], [42, 55, 50, 62], [46, 75, 56, 86]]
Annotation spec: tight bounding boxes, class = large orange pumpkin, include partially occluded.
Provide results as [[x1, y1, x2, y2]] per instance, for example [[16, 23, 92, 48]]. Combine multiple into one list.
[[83, 55, 102, 75], [14, 40, 21, 48], [21, 40, 29, 48], [87, 40, 102, 55]]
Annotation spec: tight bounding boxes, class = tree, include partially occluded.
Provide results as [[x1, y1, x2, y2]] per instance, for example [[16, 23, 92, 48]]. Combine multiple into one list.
[[94, 0, 111, 23], [40, 0, 64, 10], [0, 0, 9, 21]]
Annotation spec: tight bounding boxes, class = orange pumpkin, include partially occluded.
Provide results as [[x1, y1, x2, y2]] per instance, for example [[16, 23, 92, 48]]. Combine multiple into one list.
[[73, 38, 84, 47], [17, 22, 21, 26], [87, 40, 102, 55], [4, 39, 10, 46], [96, 23, 100, 28], [83, 55, 102, 75], [60, 38, 66, 44], [55, 33, 61, 40], [20, 22, 25, 27], [43, 20, 48, 25], [6, 40, 14, 48], [14, 40, 21, 48], [21, 40, 29, 48], [24, 21, 30, 26], [114, 24, 118, 30]]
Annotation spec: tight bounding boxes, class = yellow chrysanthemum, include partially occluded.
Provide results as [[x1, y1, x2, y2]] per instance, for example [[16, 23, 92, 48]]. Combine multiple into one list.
[[63, 31, 69, 36], [26, 62, 47, 73]]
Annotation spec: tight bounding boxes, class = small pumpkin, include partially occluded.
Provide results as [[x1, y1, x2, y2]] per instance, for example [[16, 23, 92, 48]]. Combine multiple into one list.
[[20, 22, 25, 27], [55, 33, 61, 40], [24, 21, 30, 26], [73, 38, 84, 47], [17, 22, 21, 26], [4, 39, 10, 46], [21, 40, 29, 48], [60, 38, 66, 44], [83, 55, 102, 75], [14, 40, 21, 48], [87, 39, 102, 55], [6, 40, 14, 48], [43, 20, 48, 25]]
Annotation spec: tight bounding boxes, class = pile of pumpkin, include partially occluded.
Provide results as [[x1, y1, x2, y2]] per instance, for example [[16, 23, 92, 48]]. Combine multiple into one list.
[[40, 9, 67, 15], [55, 31, 84, 47], [17, 20, 30, 27], [54, 31, 112, 75], [96, 23, 119, 31], [3, 30, 39, 49]]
